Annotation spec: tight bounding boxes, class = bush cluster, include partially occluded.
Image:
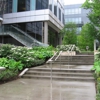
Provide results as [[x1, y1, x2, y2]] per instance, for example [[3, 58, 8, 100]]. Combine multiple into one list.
[[56, 45, 80, 52], [0, 44, 54, 82], [91, 47, 100, 100]]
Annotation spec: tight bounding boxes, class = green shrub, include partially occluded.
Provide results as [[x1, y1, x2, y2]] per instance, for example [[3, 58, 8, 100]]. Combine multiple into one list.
[[92, 60, 100, 78], [0, 45, 54, 68], [0, 69, 18, 81], [0, 44, 14, 58], [56, 45, 80, 52], [0, 58, 24, 71], [32, 46, 54, 60], [0, 58, 24, 81], [92, 50, 100, 100], [8, 47, 33, 67]]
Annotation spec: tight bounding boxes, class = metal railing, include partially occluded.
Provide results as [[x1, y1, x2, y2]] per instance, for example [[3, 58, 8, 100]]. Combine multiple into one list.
[[0, 25, 48, 47], [46, 51, 62, 100]]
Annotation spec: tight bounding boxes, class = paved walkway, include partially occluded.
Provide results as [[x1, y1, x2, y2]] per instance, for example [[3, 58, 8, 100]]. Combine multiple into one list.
[[0, 79, 96, 100], [0, 65, 96, 100]]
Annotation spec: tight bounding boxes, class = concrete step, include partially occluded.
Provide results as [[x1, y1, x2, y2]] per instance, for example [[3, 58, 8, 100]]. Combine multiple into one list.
[[29, 68, 93, 73], [52, 61, 94, 65], [56, 57, 94, 61], [51, 55, 94, 65], [57, 56, 94, 58], [26, 71, 93, 77], [22, 75, 95, 82]]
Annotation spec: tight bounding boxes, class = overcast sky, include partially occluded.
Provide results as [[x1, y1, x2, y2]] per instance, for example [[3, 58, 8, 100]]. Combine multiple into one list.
[[64, 0, 86, 5]]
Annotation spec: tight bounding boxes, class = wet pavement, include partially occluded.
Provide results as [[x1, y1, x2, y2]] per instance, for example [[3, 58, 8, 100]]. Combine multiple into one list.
[[0, 64, 96, 100], [0, 78, 96, 100], [36, 64, 93, 70]]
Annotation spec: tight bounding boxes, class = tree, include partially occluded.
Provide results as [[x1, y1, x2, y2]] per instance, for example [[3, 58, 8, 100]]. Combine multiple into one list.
[[82, 0, 100, 41], [60, 22, 77, 45], [77, 23, 95, 50]]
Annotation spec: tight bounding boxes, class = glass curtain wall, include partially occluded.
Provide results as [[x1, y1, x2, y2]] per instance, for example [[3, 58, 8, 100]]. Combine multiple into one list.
[[48, 26, 59, 47], [17, 0, 30, 12], [58, 2, 61, 21], [26, 22, 43, 42], [4, 0, 13, 14], [54, 0, 57, 17], [36, 0, 49, 10], [49, 0, 52, 11], [15, 22, 43, 42]]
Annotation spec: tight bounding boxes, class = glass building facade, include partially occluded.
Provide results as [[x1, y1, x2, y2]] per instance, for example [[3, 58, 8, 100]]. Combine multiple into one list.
[[4, 0, 64, 24], [1, 0, 64, 47], [64, 4, 89, 34]]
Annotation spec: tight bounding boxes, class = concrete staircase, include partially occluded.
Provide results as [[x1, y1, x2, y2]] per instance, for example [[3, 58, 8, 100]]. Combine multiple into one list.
[[22, 66, 95, 82], [52, 55, 94, 65], [21, 54, 95, 82]]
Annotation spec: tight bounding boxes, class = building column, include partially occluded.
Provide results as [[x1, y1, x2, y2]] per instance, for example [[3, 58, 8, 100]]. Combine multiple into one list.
[[12, 0, 18, 12], [44, 22, 48, 44], [59, 35, 62, 45]]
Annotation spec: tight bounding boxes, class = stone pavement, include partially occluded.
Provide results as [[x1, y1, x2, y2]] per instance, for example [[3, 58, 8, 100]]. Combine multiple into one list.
[[0, 78, 96, 100]]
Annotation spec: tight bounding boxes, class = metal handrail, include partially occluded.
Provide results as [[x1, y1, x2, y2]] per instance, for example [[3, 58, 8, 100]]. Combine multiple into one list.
[[11, 25, 48, 47], [46, 51, 63, 64], [55, 51, 62, 61], [71, 45, 75, 52], [46, 51, 59, 63]]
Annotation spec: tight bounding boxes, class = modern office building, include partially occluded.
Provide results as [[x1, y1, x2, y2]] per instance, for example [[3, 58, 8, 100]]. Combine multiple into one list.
[[0, 0, 64, 47], [64, 4, 90, 34]]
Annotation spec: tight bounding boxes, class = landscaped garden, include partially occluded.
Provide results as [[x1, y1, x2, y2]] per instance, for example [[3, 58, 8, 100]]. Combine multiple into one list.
[[91, 47, 100, 100], [0, 44, 54, 83]]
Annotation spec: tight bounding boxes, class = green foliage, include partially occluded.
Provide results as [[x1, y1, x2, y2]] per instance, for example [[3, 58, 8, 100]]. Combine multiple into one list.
[[32, 46, 54, 59], [0, 69, 18, 81], [0, 44, 14, 58], [8, 47, 33, 67], [82, 0, 100, 42], [0, 44, 54, 82], [92, 60, 100, 77], [0, 44, 54, 68], [60, 22, 77, 45], [96, 78, 100, 100], [77, 23, 94, 51], [92, 47, 100, 99], [56, 45, 80, 52], [0, 58, 24, 71], [0, 58, 23, 81]]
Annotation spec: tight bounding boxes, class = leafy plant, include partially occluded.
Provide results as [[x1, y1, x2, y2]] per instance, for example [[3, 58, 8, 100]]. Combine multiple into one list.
[[0, 44, 14, 58], [32, 46, 54, 60], [56, 45, 80, 52], [0, 69, 18, 81], [91, 60, 100, 77], [0, 58, 24, 71]]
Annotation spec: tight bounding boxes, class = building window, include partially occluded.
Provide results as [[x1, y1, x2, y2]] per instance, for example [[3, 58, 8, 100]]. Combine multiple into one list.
[[65, 8, 81, 15], [4, 0, 12, 14], [26, 0, 30, 11], [18, 0, 30, 12], [54, 0, 57, 16], [26, 22, 43, 42], [65, 18, 82, 24], [49, 0, 52, 11], [36, 0, 48, 10], [59, 8, 61, 21]]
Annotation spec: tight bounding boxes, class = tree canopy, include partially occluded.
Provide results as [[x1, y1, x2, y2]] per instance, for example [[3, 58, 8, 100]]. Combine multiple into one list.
[[77, 23, 95, 50], [82, 0, 100, 41], [60, 22, 77, 45]]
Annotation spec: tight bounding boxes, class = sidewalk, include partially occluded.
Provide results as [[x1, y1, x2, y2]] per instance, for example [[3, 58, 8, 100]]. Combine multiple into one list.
[[0, 78, 96, 100]]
